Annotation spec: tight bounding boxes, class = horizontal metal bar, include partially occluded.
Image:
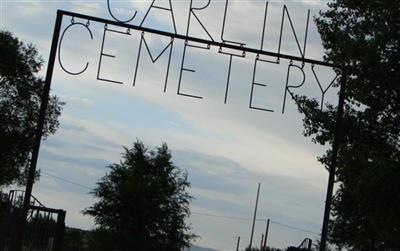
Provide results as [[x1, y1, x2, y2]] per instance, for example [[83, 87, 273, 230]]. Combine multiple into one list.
[[57, 10, 336, 68], [152, 6, 172, 11], [29, 205, 65, 214]]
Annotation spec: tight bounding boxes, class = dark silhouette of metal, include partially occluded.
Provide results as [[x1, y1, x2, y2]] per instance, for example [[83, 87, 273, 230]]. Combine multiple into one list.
[[236, 236, 240, 251], [56, 9, 336, 67], [5, 191, 66, 251], [107, 0, 136, 23], [249, 183, 261, 249], [282, 61, 306, 114], [134, 32, 174, 92], [287, 238, 313, 251], [186, 0, 214, 41], [222, 51, 245, 104], [319, 72, 347, 251], [258, 2, 280, 65], [178, 41, 206, 99], [260, 234, 264, 250], [249, 1, 279, 113], [9, 190, 45, 208], [20, 11, 63, 251], [97, 25, 126, 85], [262, 218, 270, 250], [250, 57, 275, 112], [141, 0, 177, 34], [218, 1, 248, 104], [24, 206, 66, 251], [311, 64, 338, 110], [221, 0, 245, 46], [298, 238, 312, 250], [20, 5, 346, 251], [58, 20, 93, 76], [278, 6, 310, 64], [260, 1, 269, 52]]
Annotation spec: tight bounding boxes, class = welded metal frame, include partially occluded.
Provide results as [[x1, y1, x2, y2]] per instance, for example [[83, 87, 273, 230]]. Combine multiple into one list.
[[20, 7, 346, 251]]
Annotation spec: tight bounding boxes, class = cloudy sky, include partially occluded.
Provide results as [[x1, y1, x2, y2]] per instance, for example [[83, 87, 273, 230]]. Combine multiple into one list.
[[2, 0, 339, 250]]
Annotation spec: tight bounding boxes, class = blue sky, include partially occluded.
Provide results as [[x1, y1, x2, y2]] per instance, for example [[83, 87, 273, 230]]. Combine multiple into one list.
[[1, 0, 339, 250]]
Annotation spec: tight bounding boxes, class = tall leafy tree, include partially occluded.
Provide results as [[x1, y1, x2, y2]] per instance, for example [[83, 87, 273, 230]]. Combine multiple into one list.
[[294, 0, 399, 250], [84, 140, 196, 251], [0, 30, 64, 187]]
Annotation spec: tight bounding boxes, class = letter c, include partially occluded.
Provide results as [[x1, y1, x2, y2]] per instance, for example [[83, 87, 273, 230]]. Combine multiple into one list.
[[107, 0, 137, 23], [58, 22, 93, 75]]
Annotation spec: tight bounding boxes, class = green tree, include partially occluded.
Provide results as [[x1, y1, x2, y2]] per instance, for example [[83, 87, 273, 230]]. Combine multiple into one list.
[[63, 227, 86, 250], [295, 0, 399, 250], [0, 30, 64, 187], [86, 228, 115, 251], [84, 140, 196, 251]]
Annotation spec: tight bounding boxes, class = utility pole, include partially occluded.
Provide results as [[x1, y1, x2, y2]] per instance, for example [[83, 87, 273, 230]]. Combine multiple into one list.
[[249, 183, 261, 249], [260, 234, 264, 251], [263, 218, 270, 250], [236, 236, 241, 251]]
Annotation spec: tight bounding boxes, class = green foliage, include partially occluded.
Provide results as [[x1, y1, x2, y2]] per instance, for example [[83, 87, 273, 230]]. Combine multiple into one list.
[[63, 228, 86, 251], [63, 227, 120, 251], [295, 0, 399, 250], [84, 140, 196, 251], [86, 228, 115, 251], [0, 30, 64, 187]]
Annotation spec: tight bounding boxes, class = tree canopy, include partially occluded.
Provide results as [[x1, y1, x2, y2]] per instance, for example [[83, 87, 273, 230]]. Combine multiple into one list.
[[0, 30, 64, 187], [84, 140, 196, 251], [295, 0, 399, 250]]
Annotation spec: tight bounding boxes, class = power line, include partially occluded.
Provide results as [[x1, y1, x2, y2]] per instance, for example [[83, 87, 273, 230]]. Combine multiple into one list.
[[192, 211, 319, 235], [270, 220, 319, 235], [192, 211, 268, 222], [42, 171, 319, 235], [41, 171, 92, 190]]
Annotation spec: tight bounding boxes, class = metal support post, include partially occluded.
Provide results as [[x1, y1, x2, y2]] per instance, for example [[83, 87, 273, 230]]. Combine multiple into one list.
[[319, 71, 347, 251], [55, 210, 66, 251], [249, 183, 261, 249], [236, 236, 240, 251], [15, 10, 64, 251], [263, 218, 270, 250]]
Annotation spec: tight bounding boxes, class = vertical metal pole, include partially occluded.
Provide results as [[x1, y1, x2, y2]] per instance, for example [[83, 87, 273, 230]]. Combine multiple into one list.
[[319, 71, 347, 251], [16, 11, 63, 251], [23, 10, 63, 217], [236, 236, 240, 251], [263, 218, 270, 250], [260, 234, 264, 250], [54, 210, 66, 251], [249, 183, 261, 249]]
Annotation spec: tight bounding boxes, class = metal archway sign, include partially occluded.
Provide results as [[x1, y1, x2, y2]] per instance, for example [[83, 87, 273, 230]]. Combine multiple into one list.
[[20, 1, 346, 251]]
